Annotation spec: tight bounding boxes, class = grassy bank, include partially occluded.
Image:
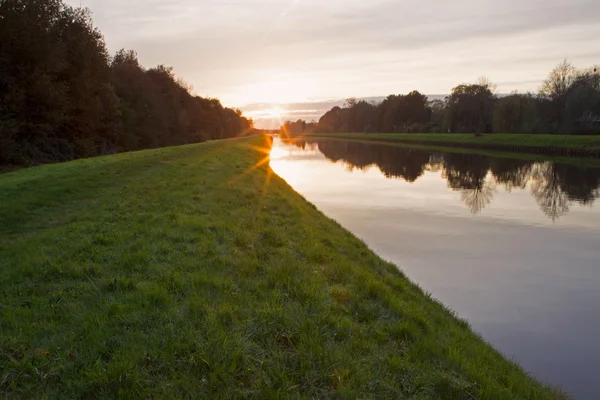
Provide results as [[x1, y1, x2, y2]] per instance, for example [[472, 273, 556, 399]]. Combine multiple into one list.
[[298, 136, 600, 168], [0, 136, 564, 398], [305, 132, 600, 152]]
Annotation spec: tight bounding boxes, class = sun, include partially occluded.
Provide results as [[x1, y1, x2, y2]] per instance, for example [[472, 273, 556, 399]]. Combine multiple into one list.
[[241, 107, 287, 122], [268, 107, 286, 119]]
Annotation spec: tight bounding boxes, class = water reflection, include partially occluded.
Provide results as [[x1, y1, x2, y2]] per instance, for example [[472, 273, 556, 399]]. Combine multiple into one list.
[[285, 138, 600, 220], [272, 137, 600, 399]]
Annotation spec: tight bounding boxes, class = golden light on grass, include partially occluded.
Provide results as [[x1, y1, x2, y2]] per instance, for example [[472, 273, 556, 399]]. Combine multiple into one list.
[[225, 139, 299, 201], [223, 142, 273, 191]]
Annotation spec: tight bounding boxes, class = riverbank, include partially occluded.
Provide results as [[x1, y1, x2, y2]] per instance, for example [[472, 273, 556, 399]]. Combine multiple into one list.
[[0, 136, 565, 398], [291, 136, 600, 168], [304, 133, 600, 158]]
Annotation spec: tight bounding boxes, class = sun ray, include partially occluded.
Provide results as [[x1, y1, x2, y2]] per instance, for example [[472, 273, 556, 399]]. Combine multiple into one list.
[[220, 140, 274, 189], [260, 165, 274, 200]]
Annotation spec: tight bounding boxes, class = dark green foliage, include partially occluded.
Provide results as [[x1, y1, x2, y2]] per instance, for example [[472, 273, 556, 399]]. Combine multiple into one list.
[[445, 83, 495, 133], [0, 0, 253, 166], [493, 94, 539, 133], [310, 92, 430, 135], [316, 106, 343, 133], [377, 91, 431, 133], [281, 119, 319, 136], [564, 86, 600, 135]]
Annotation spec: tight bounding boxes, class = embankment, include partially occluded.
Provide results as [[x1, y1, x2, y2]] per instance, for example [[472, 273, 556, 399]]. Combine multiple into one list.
[[0, 135, 566, 398]]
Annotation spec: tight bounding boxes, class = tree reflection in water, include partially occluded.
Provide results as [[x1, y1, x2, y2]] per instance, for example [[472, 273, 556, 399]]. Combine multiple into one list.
[[283, 138, 600, 220], [442, 153, 495, 214], [530, 163, 570, 220]]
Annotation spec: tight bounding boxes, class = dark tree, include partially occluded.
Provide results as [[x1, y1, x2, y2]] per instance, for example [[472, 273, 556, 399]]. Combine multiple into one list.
[[0, 1, 252, 166], [445, 83, 495, 133], [317, 106, 344, 133], [493, 94, 538, 133]]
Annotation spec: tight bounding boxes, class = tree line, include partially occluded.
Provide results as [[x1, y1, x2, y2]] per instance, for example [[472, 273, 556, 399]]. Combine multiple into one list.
[[282, 62, 600, 136], [286, 138, 600, 220], [0, 0, 253, 166]]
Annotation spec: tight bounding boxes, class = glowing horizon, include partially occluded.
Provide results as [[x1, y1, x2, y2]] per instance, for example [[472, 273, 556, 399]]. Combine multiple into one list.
[[69, 0, 599, 108]]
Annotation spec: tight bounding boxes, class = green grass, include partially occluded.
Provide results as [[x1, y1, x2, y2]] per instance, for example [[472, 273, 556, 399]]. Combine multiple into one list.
[[0, 136, 565, 399], [305, 132, 600, 151]]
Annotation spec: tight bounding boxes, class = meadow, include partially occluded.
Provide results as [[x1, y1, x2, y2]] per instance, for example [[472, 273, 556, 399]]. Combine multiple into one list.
[[0, 136, 565, 398]]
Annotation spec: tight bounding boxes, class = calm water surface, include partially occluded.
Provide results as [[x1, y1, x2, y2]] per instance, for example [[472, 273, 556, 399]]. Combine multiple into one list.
[[270, 137, 600, 400]]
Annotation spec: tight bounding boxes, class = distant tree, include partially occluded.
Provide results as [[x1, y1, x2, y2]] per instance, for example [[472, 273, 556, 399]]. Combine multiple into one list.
[[310, 62, 600, 136], [347, 100, 377, 132], [376, 95, 402, 132], [445, 83, 495, 133], [404, 91, 430, 130], [563, 86, 600, 134], [427, 99, 447, 132], [374, 91, 429, 133], [572, 65, 600, 91], [493, 93, 538, 133], [317, 106, 344, 133], [280, 119, 308, 136], [540, 60, 577, 101], [345, 97, 357, 108], [476, 76, 498, 94], [539, 60, 577, 131], [562, 65, 600, 134]]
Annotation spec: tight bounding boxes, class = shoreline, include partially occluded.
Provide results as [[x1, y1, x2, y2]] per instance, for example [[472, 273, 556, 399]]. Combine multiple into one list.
[[0, 135, 566, 398], [301, 133, 600, 158]]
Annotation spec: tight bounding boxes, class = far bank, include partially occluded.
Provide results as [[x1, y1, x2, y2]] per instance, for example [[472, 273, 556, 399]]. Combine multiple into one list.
[[300, 133, 600, 158]]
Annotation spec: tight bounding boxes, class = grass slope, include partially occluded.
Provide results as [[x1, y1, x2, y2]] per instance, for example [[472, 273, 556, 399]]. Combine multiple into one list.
[[306, 132, 600, 151], [0, 136, 564, 399]]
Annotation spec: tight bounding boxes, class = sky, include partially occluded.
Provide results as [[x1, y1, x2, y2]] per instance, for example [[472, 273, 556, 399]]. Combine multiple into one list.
[[68, 0, 600, 127]]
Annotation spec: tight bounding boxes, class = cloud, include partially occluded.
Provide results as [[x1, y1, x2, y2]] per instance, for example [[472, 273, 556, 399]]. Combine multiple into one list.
[[69, 0, 600, 107]]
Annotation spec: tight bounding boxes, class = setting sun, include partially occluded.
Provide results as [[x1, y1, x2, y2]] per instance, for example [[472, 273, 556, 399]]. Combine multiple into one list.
[[242, 107, 288, 123], [268, 107, 285, 119]]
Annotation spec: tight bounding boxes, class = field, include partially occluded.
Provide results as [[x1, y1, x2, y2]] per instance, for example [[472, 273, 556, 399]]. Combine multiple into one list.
[[305, 132, 600, 151], [0, 136, 565, 398]]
